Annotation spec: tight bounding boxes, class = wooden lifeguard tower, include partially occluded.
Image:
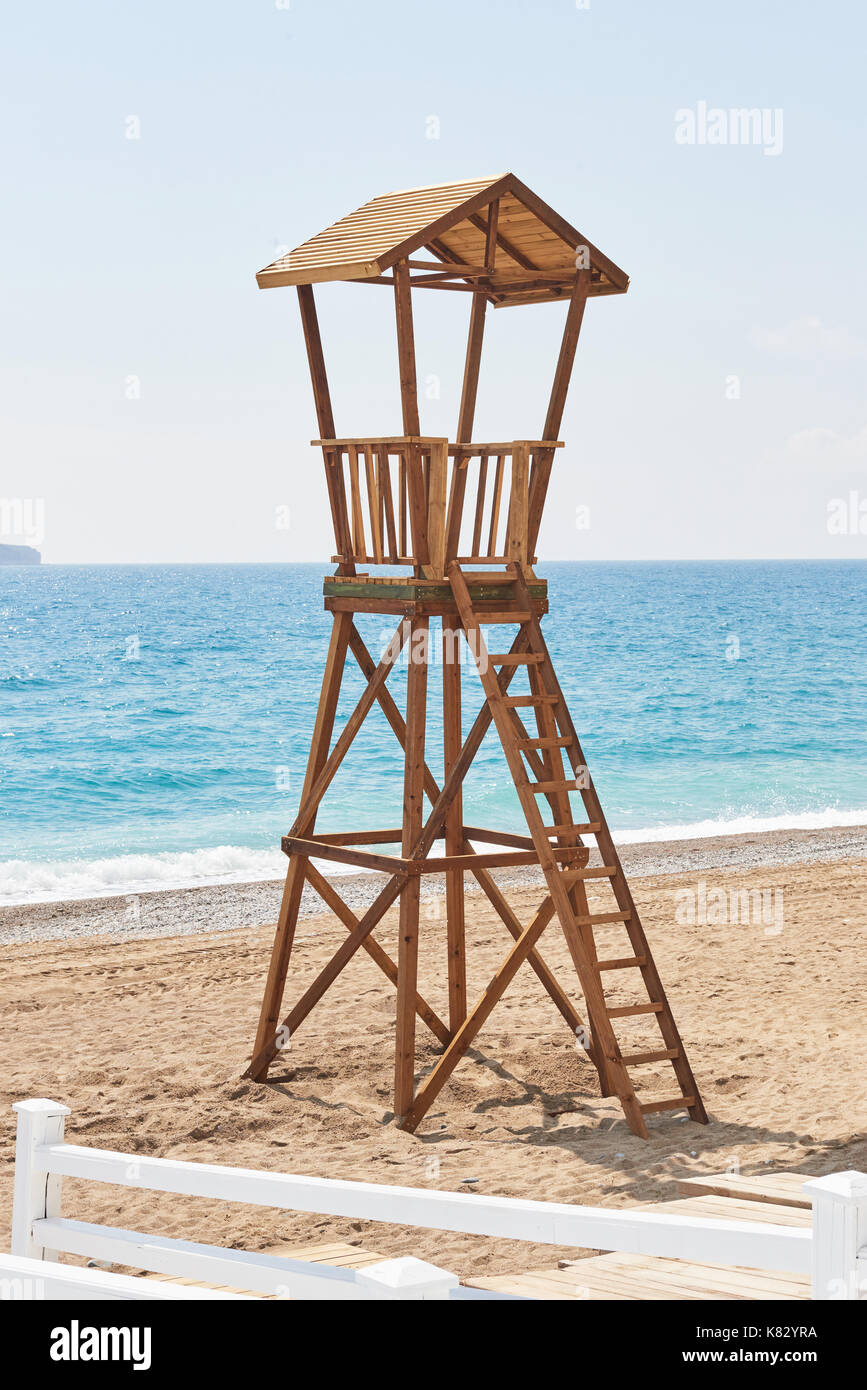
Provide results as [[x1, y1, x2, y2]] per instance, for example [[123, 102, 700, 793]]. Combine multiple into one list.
[[245, 174, 707, 1138]]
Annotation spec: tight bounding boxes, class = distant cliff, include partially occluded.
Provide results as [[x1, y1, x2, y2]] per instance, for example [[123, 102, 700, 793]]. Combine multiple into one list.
[[0, 544, 41, 565]]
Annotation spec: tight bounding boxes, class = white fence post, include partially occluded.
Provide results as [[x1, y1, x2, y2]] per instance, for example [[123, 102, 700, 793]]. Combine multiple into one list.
[[804, 1171, 867, 1300], [355, 1256, 459, 1300], [11, 1099, 71, 1261]]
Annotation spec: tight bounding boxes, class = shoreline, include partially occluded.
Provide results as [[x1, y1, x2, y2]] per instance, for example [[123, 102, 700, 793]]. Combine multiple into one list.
[[2, 822, 865, 947]]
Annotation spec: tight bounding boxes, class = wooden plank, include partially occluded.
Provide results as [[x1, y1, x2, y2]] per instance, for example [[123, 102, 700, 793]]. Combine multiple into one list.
[[442, 623, 466, 1033], [347, 445, 366, 558], [363, 445, 383, 562], [427, 440, 448, 578], [394, 618, 429, 1121], [676, 1173, 811, 1210], [506, 442, 529, 563], [405, 444, 431, 569], [393, 259, 420, 436], [635, 1197, 811, 1229], [282, 836, 406, 877], [378, 447, 399, 560], [639, 1095, 695, 1114], [296, 287, 353, 574], [486, 454, 505, 555], [528, 274, 590, 554]]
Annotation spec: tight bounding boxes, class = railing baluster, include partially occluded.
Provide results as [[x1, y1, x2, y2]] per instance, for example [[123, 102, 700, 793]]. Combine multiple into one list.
[[487, 452, 506, 556], [363, 444, 383, 562], [506, 443, 529, 563], [471, 453, 489, 557], [379, 447, 398, 561], [347, 445, 367, 560]]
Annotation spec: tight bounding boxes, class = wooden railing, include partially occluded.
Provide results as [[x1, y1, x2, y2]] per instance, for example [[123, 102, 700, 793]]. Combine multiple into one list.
[[315, 437, 563, 577]]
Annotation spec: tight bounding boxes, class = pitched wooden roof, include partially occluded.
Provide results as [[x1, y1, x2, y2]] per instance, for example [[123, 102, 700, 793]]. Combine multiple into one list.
[[256, 173, 628, 307]]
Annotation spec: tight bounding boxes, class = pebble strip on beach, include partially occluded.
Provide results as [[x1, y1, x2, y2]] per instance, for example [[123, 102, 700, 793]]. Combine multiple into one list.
[[2, 824, 865, 947]]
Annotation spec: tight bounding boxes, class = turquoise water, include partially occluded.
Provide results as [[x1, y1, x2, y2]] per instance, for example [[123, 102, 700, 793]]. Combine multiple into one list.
[[1, 561, 865, 902]]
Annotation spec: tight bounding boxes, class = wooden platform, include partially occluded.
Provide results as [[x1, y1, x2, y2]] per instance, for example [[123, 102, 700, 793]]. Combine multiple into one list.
[[466, 1251, 810, 1301], [323, 572, 548, 616], [676, 1170, 811, 1209]]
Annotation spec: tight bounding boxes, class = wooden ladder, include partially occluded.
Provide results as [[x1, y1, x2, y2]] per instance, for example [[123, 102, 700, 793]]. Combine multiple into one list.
[[449, 561, 708, 1139]]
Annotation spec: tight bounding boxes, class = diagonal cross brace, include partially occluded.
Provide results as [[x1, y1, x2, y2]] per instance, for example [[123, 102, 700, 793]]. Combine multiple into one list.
[[247, 626, 541, 1079]]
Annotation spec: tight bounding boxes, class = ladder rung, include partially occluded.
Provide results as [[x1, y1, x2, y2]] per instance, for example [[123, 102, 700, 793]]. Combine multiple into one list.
[[607, 1002, 663, 1018], [489, 652, 544, 665], [531, 780, 581, 794], [574, 911, 631, 927], [503, 695, 558, 707], [479, 611, 533, 623], [544, 821, 602, 835], [597, 955, 647, 971], [620, 1048, 679, 1065], [560, 865, 616, 882], [640, 1096, 696, 1115], [517, 736, 572, 750]]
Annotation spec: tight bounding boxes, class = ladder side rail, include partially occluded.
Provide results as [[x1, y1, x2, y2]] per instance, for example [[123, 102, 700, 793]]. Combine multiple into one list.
[[511, 565, 708, 1125]]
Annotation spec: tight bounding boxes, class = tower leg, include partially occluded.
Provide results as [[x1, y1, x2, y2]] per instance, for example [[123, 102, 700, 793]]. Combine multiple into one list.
[[394, 619, 429, 1123], [246, 611, 353, 1080], [442, 623, 466, 1031]]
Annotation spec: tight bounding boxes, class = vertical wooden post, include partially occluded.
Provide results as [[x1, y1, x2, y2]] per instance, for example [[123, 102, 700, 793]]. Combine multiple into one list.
[[11, 1099, 70, 1260], [456, 200, 498, 443], [527, 268, 591, 556], [506, 443, 529, 564], [442, 623, 466, 1032], [297, 284, 354, 574], [394, 618, 429, 1122], [247, 611, 353, 1079], [297, 284, 335, 438], [393, 260, 420, 436], [427, 440, 448, 579]]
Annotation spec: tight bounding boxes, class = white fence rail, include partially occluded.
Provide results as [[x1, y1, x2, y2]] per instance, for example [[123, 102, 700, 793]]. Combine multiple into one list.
[[0, 1252, 250, 1301], [9, 1099, 867, 1300]]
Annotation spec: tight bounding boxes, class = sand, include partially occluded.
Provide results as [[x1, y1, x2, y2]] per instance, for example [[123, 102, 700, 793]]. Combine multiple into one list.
[[1, 834, 865, 1282]]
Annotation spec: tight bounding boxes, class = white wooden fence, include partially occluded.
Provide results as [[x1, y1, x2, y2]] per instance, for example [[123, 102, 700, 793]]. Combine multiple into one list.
[[8, 1099, 867, 1300]]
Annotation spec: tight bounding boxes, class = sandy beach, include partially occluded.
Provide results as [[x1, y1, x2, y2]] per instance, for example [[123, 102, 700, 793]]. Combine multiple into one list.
[[1, 827, 865, 1282]]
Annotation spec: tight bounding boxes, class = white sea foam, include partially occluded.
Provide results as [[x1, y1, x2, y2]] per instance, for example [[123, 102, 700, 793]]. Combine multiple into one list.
[[2, 808, 865, 905], [614, 807, 867, 845]]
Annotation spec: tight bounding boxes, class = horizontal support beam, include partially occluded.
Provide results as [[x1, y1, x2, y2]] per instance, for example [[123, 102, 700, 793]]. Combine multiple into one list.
[[414, 846, 585, 874], [283, 836, 407, 876], [307, 828, 403, 846], [292, 835, 588, 877]]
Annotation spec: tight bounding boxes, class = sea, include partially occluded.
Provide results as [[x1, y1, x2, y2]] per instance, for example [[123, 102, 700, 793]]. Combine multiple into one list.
[[1, 561, 865, 905]]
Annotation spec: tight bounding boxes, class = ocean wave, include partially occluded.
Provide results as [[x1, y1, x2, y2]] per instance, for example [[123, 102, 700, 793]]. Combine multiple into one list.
[[615, 807, 867, 844], [0, 845, 292, 906], [2, 807, 865, 905]]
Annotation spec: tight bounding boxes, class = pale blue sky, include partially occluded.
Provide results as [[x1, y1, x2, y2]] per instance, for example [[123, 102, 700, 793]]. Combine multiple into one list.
[[2, 0, 865, 561]]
